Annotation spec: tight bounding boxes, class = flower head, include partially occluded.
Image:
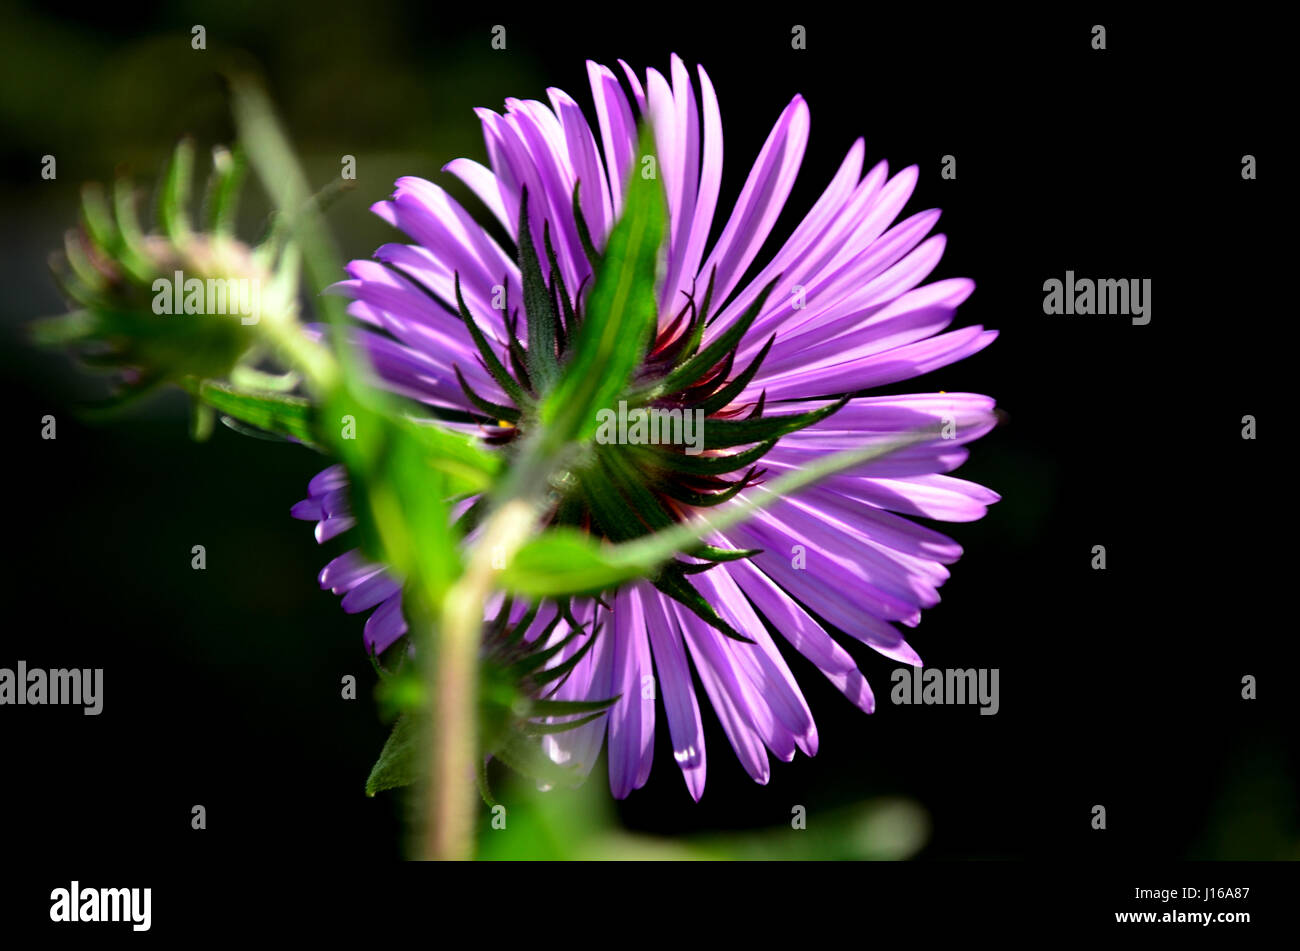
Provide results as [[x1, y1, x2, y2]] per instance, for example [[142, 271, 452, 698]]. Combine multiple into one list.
[[34, 143, 276, 402], [294, 56, 999, 799]]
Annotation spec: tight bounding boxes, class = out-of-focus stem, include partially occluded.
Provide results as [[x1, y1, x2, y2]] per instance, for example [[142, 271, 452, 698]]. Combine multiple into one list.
[[423, 496, 541, 860], [254, 308, 339, 396]]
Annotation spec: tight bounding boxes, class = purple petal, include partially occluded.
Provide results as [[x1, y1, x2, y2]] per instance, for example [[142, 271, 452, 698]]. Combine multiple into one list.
[[642, 587, 707, 799], [607, 583, 656, 798], [319, 549, 383, 593], [696, 95, 809, 314], [668, 601, 773, 783], [725, 553, 876, 714], [586, 61, 638, 219], [364, 594, 408, 654]]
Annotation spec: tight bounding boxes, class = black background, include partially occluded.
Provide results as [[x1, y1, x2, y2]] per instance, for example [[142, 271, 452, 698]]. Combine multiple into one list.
[[0, 3, 1290, 930]]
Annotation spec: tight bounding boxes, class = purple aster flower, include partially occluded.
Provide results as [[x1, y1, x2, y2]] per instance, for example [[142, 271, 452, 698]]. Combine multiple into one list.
[[293, 55, 999, 799]]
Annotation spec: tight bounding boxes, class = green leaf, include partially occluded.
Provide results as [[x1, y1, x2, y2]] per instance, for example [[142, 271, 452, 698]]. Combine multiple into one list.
[[497, 527, 629, 597], [405, 418, 503, 495], [500, 426, 949, 597], [692, 544, 762, 562], [228, 74, 353, 363], [366, 715, 421, 796], [324, 392, 488, 605], [190, 378, 321, 448], [540, 123, 666, 449], [493, 729, 587, 788]]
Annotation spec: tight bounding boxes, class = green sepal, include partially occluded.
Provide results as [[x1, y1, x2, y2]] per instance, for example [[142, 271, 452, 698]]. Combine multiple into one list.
[[59, 230, 107, 298], [655, 266, 715, 371], [454, 365, 520, 423], [451, 271, 532, 409], [635, 438, 778, 476], [656, 275, 777, 398], [476, 756, 498, 807], [526, 696, 621, 717], [204, 145, 246, 235], [571, 179, 602, 272], [79, 183, 119, 255], [595, 448, 678, 535], [653, 565, 751, 643], [543, 223, 575, 349], [519, 711, 608, 736], [103, 179, 153, 284], [675, 558, 724, 575], [506, 624, 584, 679], [516, 189, 562, 393], [700, 395, 849, 449], [29, 309, 98, 347], [530, 623, 604, 688], [657, 467, 759, 507], [580, 464, 658, 543], [160, 138, 196, 247], [694, 334, 775, 415]]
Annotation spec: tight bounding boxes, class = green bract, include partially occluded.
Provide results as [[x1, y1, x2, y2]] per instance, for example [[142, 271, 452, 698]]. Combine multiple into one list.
[[36, 142, 271, 402]]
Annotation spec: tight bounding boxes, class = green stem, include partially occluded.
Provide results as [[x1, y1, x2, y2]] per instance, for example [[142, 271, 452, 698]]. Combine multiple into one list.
[[424, 496, 539, 860], [421, 433, 568, 860], [255, 306, 339, 395]]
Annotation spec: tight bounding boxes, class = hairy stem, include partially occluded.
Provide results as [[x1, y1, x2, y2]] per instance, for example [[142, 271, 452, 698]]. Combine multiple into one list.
[[422, 495, 543, 859]]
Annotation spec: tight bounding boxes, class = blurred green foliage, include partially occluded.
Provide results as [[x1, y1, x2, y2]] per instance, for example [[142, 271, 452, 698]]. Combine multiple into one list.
[[475, 770, 931, 860]]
